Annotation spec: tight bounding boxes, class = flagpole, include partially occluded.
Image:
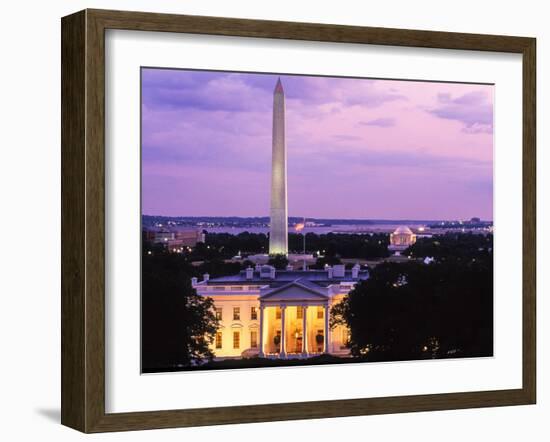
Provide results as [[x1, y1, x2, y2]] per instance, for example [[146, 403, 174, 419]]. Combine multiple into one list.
[[303, 217, 306, 271]]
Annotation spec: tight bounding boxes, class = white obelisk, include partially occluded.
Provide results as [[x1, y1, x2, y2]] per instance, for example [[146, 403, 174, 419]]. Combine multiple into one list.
[[269, 78, 288, 255]]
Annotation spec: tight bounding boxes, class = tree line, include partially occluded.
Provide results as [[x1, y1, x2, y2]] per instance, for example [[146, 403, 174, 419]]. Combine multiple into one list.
[[141, 252, 221, 371], [331, 233, 493, 361], [184, 231, 390, 261]]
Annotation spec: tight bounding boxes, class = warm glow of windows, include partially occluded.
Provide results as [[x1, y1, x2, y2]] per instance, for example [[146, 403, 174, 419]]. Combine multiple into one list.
[[233, 331, 240, 349], [215, 307, 222, 321], [251, 306, 258, 320], [317, 306, 324, 319], [233, 307, 240, 321], [250, 331, 258, 348], [275, 307, 281, 319], [297, 306, 303, 319], [215, 331, 222, 349]]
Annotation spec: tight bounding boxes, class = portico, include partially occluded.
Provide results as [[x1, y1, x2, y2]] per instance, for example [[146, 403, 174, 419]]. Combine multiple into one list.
[[258, 280, 330, 358]]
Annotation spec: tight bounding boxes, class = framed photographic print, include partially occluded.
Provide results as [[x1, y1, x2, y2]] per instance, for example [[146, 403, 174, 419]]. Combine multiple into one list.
[[61, 9, 536, 433]]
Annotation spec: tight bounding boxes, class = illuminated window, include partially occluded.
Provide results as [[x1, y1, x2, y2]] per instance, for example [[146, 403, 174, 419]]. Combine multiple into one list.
[[297, 306, 303, 319], [275, 307, 281, 319], [340, 328, 350, 349], [250, 306, 258, 320], [233, 331, 240, 349], [215, 332, 222, 349], [215, 307, 222, 321], [317, 306, 324, 319], [233, 307, 240, 321], [250, 331, 258, 348]]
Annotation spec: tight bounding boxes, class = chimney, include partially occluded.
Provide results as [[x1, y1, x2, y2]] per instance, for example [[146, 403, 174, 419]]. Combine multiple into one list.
[[333, 264, 345, 278], [352, 264, 360, 279], [245, 267, 254, 280], [191, 277, 198, 286], [203, 273, 210, 282], [327, 266, 333, 279], [260, 265, 276, 279]]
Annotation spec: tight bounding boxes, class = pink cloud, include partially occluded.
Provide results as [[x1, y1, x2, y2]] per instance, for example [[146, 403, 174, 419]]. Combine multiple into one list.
[[142, 69, 494, 220]]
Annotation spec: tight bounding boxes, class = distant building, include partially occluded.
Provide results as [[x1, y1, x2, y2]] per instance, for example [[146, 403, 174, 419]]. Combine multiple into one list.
[[175, 229, 205, 246], [154, 231, 176, 243], [193, 264, 367, 359], [144, 228, 204, 252], [388, 226, 417, 255]]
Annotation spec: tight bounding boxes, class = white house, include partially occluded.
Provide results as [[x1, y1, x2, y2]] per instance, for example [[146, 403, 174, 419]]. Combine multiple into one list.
[[192, 264, 368, 359]]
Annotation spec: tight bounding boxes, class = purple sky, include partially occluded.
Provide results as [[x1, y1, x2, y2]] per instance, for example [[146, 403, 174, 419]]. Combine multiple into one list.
[[142, 68, 493, 220]]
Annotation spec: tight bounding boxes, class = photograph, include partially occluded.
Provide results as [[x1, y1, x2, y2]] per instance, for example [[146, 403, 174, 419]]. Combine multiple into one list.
[[140, 67, 494, 373]]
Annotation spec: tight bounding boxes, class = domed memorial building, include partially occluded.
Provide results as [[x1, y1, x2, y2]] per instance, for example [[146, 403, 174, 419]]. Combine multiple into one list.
[[388, 226, 417, 254]]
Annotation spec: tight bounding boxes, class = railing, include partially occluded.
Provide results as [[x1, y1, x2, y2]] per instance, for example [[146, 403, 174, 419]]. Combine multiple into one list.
[[200, 285, 262, 292], [262, 352, 323, 360]]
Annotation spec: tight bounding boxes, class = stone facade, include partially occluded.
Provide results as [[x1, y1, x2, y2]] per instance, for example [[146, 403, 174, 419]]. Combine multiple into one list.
[[193, 265, 368, 359]]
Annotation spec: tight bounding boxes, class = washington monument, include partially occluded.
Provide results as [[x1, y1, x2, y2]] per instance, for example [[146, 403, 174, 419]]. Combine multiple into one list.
[[269, 78, 288, 255]]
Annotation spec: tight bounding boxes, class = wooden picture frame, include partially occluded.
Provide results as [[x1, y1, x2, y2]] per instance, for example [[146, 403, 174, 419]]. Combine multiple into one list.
[[61, 8, 536, 433]]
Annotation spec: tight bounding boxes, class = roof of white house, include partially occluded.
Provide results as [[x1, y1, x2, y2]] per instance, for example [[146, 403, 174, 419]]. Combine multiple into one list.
[[204, 268, 368, 288]]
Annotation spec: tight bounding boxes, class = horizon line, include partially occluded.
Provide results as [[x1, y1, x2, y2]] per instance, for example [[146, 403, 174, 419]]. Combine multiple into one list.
[[142, 214, 493, 222]]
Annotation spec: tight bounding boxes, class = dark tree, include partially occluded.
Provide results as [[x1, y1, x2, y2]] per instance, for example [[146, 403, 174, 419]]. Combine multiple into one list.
[[311, 254, 342, 269], [201, 232, 268, 259], [268, 254, 289, 270], [405, 232, 493, 262], [331, 234, 493, 361], [142, 253, 219, 371], [142, 237, 168, 255], [294, 232, 390, 259], [196, 232, 390, 261], [196, 259, 242, 279]]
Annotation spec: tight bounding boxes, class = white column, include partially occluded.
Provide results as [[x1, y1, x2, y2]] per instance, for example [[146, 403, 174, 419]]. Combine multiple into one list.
[[280, 305, 286, 357], [324, 304, 330, 353], [258, 305, 265, 357], [302, 305, 308, 356]]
